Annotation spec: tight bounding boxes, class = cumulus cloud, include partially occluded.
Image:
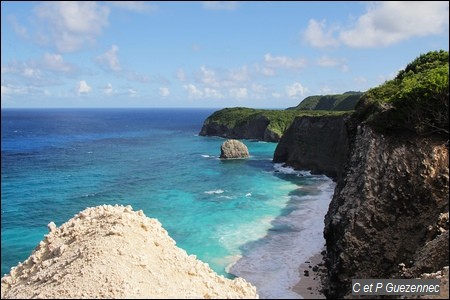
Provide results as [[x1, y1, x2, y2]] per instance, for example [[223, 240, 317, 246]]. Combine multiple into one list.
[[159, 87, 170, 97], [286, 82, 306, 98], [183, 84, 223, 99], [304, 2, 449, 48], [303, 19, 339, 48], [184, 84, 203, 98], [202, 1, 238, 11], [77, 80, 91, 95], [43, 53, 75, 73], [35, 1, 110, 52], [128, 88, 137, 97], [96, 45, 121, 72]]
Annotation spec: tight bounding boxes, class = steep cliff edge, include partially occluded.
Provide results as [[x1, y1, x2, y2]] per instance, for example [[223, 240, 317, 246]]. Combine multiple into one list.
[[273, 114, 356, 180], [272, 51, 449, 298], [323, 126, 449, 298]]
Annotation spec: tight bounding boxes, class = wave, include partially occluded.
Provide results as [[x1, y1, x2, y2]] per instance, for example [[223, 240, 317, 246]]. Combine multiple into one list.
[[229, 179, 335, 299], [204, 189, 224, 195], [273, 163, 311, 176]]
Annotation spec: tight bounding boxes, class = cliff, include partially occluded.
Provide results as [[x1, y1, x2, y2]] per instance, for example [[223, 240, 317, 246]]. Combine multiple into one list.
[[273, 113, 355, 180], [199, 107, 349, 142], [1, 205, 258, 299], [275, 50, 450, 298], [323, 126, 449, 298]]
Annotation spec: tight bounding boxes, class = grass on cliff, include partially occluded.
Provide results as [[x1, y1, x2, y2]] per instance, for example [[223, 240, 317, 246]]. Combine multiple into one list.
[[288, 91, 363, 111], [356, 50, 449, 136], [206, 107, 350, 137]]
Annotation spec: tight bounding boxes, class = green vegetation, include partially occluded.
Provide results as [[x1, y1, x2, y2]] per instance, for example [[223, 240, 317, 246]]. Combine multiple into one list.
[[287, 91, 363, 111], [206, 107, 350, 137], [357, 50, 449, 136]]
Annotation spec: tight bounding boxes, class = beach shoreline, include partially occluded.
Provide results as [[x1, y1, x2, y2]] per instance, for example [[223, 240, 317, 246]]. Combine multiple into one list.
[[292, 247, 327, 299]]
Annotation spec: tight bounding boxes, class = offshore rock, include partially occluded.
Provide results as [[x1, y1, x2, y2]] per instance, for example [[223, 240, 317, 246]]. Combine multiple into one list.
[[1, 205, 258, 299], [220, 139, 249, 159]]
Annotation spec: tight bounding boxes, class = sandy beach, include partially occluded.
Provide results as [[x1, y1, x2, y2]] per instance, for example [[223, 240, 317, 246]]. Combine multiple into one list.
[[292, 248, 327, 299]]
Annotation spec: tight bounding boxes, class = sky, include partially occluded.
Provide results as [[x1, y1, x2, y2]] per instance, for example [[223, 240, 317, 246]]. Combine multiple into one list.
[[1, 1, 449, 109]]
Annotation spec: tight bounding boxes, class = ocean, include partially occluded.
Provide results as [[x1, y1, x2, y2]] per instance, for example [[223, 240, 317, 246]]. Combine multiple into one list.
[[1, 108, 334, 298]]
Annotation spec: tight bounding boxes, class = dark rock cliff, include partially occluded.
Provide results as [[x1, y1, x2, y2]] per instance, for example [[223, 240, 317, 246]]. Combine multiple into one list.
[[273, 114, 356, 180], [323, 125, 449, 298], [199, 115, 280, 142], [272, 113, 449, 298]]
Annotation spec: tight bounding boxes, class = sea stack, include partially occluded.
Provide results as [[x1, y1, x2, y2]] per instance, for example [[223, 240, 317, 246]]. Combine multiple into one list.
[[0, 205, 258, 299], [220, 139, 249, 159]]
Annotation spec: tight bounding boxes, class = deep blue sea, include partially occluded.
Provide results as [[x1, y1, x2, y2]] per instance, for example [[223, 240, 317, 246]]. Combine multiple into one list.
[[1, 108, 334, 298]]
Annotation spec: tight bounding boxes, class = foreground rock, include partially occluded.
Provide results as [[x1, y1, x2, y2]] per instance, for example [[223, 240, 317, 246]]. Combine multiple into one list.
[[220, 139, 249, 159], [1, 205, 258, 299]]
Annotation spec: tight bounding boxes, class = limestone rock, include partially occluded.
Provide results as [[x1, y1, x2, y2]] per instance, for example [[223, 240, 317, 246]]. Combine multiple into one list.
[[0, 205, 258, 299], [220, 139, 249, 159]]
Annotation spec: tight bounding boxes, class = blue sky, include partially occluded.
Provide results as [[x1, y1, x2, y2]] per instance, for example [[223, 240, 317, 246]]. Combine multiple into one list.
[[1, 1, 449, 108]]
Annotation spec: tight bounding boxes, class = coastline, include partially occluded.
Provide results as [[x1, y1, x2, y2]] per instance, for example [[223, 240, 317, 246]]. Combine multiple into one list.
[[292, 247, 327, 299]]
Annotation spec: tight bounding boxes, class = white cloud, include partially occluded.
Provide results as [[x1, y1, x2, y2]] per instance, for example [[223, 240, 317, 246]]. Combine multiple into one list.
[[264, 54, 307, 70], [43, 53, 75, 73], [204, 87, 223, 98], [229, 65, 250, 82], [35, 1, 110, 52], [184, 84, 203, 98], [354, 77, 367, 85], [128, 88, 137, 97], [159, 87, 170, 97], [1, 84, 26, 96], [304, 2, 449, 48], [103, 83, 115, 95], [340, 1, 449, 47], [77, 80, 92, 95], [183, 84, 223, 99], [96, 45, 121, 72], [317, 55, 349, 73], [286, 82, 306, 98], [303, 19, 339, 48], [199, 66, 219, 87], [251, 83, 266, 94], [230, 87, 248, 99], [109, 1, 157, 13], [202, 1, 238, 11]]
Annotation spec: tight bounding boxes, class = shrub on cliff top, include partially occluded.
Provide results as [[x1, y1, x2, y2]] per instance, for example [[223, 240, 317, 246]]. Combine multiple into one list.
[[357, 50, 449, 136]]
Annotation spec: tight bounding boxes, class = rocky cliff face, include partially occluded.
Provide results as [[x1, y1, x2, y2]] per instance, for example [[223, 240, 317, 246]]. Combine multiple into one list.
[[323, 125, 449, 298], [199, 115, 281, 142], [273, 113, 449, 298], [273, 115, 356, 180]]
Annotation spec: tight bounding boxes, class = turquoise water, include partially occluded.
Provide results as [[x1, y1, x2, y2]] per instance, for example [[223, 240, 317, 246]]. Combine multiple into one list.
[[1, 108, 334, 298]]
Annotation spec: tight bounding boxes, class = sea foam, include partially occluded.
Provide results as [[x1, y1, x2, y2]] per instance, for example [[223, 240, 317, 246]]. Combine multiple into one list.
[[230, 178, 335, 299]]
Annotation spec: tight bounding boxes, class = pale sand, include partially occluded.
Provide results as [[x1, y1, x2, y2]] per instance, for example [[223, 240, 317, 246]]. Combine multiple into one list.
[[1, 205, 258, 299], [292, 249, 327, 299]]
